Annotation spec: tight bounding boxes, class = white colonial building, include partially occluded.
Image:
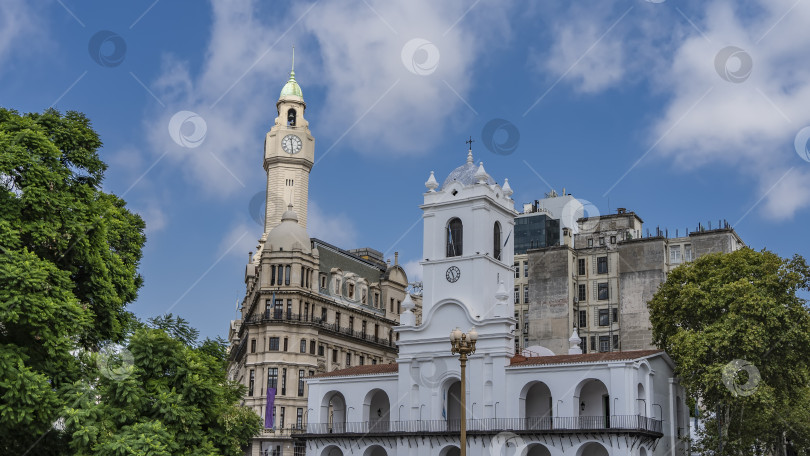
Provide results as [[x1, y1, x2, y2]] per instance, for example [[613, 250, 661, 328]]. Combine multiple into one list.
[[298, 152, 689, 456]]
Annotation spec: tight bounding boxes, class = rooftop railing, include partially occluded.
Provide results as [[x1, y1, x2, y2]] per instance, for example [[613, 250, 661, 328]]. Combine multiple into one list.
[[296, 416, 662, 436]]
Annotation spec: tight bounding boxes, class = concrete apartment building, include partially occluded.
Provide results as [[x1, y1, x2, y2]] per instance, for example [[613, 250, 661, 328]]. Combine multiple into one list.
[[526, 208, 745, 354], [227, 66, 410, 456]]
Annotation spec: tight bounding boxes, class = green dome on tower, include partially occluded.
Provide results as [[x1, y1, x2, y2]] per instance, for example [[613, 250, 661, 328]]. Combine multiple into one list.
[[280, 70, 303, 99]]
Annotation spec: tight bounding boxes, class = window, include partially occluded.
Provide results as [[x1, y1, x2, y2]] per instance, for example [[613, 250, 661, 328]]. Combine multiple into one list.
[[265, 299, 272, 317], [267, 367, 278, 390], [349, 316, 354, 331], [523, 285, 529, 303], [269, 337, 280, 351], [335, 312, 341, 326], [320, 275, 326, 289], [359, 356, 365, 365], [390, 298, 394, 312], [332, 349, 338, 363], [361, 321, 367, 337], [281, 368, 287, 395], [578, 284, 587, 302], [599, 309, 610, 326], [348, 283, 354, 299], [587, 238, 594, 247], [580, 337, 588, 353], [300, 339, 307, 353], [493, 221, 502, 261], [297, 370, 305, 397], [613, 335, 619, 350], [514, 263, 520, 278], [514, 287, 519, 304], [590, 336, 597, 351], [250, 339, 256, 353], [598, 283, 609, 300], [321, 307, 327, 322], [610, 235, 616, 244], [372, 358, 377, 365], [248, 369, 255, 396], [579, 310, 587, 328], [278, 265, 284, 286], [274, 299, 283, 318], [346, 353, 351, 366], [446, 218, 463, 257], [283, 337, 288, 351], [296, 408, 303, 428], [285, 265, 291, 285], [523, 262, 528, 277], [286, 299, 292, 318], [599, 237, 605, 246], [523, 311, 529, 333], [684, 244, 693, 262], [578, 258, 586, 275], [612, 308, 618, 323], [597, 256, 608, 274], [670, 245, 682, 264], [271, 266, 276, 286], [310, 340, 316, 354], [304, 303, 309, 320], [599, 336, 610, 352], [287, 108, 297, 126], [280, 407, 285, 427], [397, 300, 401, 313], [318, 345, 324, 356]]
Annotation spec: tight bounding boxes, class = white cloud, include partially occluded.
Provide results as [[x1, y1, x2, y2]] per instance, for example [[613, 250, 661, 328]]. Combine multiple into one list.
[[535, 0, 810, 219], [136, 204, 168, 234], [0, 1, 43, 69], [142, 0, 516, 197], [218, 223, 256, 260], [307, 200, 357, 248], [402, 259, 423, 283]]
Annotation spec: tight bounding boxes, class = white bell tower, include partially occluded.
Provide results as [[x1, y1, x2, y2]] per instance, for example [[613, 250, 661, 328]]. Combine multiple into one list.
[[419, 147, 517, 320]]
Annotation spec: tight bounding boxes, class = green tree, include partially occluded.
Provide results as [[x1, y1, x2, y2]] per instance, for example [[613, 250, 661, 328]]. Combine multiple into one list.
[[649, 248, 810, 455], [65, 315, 261, 455], [1, 107, 146, 453]]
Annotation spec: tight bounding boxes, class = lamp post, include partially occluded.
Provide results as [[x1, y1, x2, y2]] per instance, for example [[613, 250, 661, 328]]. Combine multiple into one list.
[[450, 327, 477, 456]]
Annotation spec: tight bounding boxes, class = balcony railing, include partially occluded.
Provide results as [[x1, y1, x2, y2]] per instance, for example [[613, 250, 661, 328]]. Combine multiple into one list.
[[244, 312, 395, 348], [297, 416, 662, 436]]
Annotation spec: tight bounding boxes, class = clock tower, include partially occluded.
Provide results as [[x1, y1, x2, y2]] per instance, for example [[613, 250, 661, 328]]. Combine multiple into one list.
[[419, 148, 517, 320], [262, 55, 314, 234]]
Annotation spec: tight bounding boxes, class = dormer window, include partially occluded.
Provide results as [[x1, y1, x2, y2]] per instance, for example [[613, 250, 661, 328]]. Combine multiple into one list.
[[287, 108, 297, 126], [446, 218, 463, 257], [348, 283, 355, 299], [493, 221, 502, 260]]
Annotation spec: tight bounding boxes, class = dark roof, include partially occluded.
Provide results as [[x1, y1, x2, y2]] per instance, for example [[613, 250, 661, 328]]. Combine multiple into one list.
[[509, 349, 664, 367], [312, 363, 398, 378]]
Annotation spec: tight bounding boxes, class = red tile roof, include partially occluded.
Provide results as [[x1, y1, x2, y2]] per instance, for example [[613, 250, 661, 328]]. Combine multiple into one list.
[[312, 363, 398, 378], [509, 349, 664, 367]]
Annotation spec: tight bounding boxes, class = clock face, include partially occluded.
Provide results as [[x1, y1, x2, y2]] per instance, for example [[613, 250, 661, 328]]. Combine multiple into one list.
[[446, 266, 461, 283], [281, 134, 303, 154]]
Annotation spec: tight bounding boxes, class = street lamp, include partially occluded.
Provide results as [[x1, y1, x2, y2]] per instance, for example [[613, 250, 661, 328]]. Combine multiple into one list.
[[450, 326, 478, 456]]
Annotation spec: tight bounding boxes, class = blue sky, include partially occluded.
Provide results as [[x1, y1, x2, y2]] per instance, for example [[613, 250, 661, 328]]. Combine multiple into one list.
[[2, 0, 809, 340]]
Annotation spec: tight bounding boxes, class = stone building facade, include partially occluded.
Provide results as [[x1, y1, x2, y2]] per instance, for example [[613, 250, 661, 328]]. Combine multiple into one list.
[[227, 65, 410, 456], [526, 208, 744, 354]]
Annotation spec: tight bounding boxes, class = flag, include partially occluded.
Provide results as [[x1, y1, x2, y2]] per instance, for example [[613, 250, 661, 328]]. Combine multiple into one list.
[[265, 387, 277, 428]]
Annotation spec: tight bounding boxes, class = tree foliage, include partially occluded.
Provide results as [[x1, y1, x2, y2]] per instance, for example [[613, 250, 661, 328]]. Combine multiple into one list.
[[1, 108, 259, 454], [649, 248, 810, 455], [65, 316, 261, 455]]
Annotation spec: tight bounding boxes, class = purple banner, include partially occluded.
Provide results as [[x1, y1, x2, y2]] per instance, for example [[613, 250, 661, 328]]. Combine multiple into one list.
[[265, 387, 276, 428]]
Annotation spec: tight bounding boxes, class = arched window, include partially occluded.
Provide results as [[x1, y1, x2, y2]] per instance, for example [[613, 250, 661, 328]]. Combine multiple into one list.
[[287, 108, 297, 126], [493, 221, 502, 260], [446, 218, 463, 257]]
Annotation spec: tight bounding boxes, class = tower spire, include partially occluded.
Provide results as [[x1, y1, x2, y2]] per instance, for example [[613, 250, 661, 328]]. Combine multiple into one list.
[[292, 45, 295, 72]]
